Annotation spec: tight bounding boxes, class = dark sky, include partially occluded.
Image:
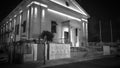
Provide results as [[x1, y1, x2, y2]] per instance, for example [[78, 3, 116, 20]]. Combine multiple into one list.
[[0, 0, 22, 22], [76, 0, 120, 42], [0, 0, 120, 42]]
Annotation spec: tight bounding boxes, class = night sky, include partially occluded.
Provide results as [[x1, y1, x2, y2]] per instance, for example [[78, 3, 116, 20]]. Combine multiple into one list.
[[0, 0, 120, 42]]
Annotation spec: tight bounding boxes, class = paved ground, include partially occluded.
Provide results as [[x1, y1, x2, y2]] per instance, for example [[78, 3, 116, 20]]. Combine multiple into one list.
[[0, 62, 42, 68], [43, 57, 120, 68], [0, 56, 120, 68]]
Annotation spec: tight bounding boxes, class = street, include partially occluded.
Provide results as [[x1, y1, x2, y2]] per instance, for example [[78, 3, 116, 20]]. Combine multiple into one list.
[[44, 56, 120, 68], [0, 56, 120, 68]]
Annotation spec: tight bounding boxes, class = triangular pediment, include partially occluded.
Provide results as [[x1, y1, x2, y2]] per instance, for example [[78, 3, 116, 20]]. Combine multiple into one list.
[[49, 0, 89, 17]]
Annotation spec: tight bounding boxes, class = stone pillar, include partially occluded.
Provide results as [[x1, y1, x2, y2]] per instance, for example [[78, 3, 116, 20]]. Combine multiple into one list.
[[82, 19, 88, 46]]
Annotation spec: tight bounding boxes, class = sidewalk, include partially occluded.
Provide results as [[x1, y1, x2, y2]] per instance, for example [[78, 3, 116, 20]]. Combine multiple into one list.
[[0, 55, 114, 68], [41, 54, 114, 68], [0, 61, 42, 68]]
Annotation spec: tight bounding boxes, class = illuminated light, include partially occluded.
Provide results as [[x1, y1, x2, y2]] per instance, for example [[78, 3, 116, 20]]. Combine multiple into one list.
[[27, 10, 30, 21], [14, 15, 17, 17], [34, 7, 38, 17], [34, 1, 48, 8], [48, 9, 81, 21], [10, 18, 12, 21], [20, 15, 22, 26], [42, 9, 45, 19], [83, 22, 85, 33], [86, 23, 88, 33], [14, 19, 16, 24], [19, 15, 22, 34], [27, 1, 33, 7], [82, 18, 87, 22], [63, 27, 69, 32], [19, 10, 23, 13], [27, 1, 48, 8], [50, 0, 87, 16], [31, 7, 33, 18], [70, 28, 73, 43]]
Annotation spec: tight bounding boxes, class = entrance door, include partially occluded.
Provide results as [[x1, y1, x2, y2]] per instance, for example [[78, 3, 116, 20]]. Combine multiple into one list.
[[64, 31, 69, 43]]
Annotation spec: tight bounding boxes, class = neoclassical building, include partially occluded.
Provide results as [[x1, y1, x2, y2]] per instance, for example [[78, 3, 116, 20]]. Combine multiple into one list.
[[0, 0, 90, 62]]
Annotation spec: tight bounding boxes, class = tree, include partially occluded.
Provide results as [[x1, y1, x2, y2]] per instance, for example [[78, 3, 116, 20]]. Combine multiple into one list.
[[40, 31, 54, 42]]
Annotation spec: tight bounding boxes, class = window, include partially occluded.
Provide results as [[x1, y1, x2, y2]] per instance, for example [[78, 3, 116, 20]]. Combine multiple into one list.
[[64, 32, 69, 43], [75, 28, 78, 36], [65, 1, 69, 6], [51, 21, 57, 33], [15, 24, 19, 35], [21, 20, 27, 33]]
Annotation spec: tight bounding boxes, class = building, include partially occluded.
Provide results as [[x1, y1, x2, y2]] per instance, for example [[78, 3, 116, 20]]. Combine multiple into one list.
[[0, 0, 90, 62]]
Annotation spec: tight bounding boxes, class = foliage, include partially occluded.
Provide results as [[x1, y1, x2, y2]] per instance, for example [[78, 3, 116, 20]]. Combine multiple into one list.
[[40, 31, 54, 42]]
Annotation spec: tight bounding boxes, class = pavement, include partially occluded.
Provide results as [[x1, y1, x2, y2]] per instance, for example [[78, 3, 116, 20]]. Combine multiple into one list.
[[41, 54, 114, 68], [0, 52, 115, 68], [42, 56, 120, 68]]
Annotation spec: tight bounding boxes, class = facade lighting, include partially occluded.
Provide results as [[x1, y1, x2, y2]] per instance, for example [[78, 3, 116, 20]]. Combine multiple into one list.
[[20, 15, 22, 26], [14, 15, 17, 17], [42, 9, 45, 19], [34, 7, 38, 17], [86, 23, 88, 35], [82, 18, 87, 22], [48, 8, 81, 22], [19, 10, 23, 13], [83, 22, 85, 33], [31, 7, 34, 18], [50, 0, 87, 16], [70, 0, 87, 16], [14, 19, 16, 25], [27, 10, 30, 22], [27, 1, 48, 8], [10, 18, 12, 21]]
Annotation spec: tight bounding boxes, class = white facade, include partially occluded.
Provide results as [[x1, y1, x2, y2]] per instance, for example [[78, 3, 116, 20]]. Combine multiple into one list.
[[0, 0, 90, 47]]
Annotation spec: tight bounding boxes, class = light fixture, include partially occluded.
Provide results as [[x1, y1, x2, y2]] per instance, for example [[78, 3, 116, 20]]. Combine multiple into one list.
[[48, 8, 81, 22]]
